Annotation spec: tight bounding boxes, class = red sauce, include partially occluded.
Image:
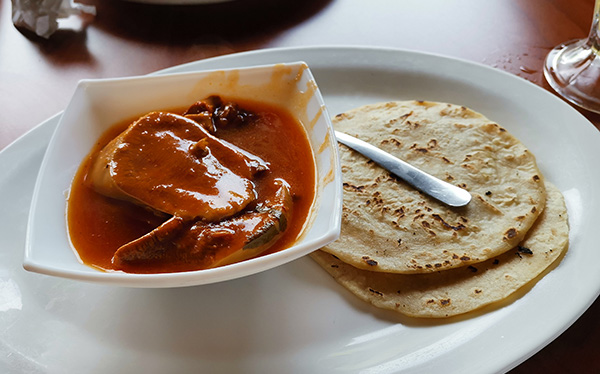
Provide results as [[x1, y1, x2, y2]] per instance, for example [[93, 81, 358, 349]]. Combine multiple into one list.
[[67, 98, 316, 273]]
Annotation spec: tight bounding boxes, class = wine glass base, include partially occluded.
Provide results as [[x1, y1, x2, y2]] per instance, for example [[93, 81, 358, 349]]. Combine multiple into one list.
[[544, 38, 600, 114]]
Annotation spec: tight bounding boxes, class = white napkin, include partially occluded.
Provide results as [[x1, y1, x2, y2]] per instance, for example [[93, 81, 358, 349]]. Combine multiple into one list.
[[11, 0, 96, 39]]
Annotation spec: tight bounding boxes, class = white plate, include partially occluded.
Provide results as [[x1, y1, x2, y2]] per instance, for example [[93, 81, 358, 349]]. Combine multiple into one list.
[[2, 46, 600, 373]]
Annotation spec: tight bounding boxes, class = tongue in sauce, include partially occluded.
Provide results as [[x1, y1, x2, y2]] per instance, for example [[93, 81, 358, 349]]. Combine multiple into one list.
[[87, 111, 269, 222]]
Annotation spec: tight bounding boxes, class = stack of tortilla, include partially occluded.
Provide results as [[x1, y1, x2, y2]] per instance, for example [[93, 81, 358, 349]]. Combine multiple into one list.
[[311, 100, 569, 318]]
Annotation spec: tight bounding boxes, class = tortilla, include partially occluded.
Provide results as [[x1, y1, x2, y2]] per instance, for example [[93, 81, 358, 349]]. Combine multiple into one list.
[[311, 182, 568, 318], [324, 100, 546, 273]]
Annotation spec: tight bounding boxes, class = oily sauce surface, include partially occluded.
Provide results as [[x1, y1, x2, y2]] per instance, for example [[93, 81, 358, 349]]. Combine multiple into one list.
[[67, 99, 316, 273]]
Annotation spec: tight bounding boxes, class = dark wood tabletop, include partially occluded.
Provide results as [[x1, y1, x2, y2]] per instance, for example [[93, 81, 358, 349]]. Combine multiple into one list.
[[1, 0, 599, 372]]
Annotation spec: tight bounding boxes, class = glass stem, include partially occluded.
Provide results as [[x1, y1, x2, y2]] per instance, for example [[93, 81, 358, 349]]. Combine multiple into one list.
[[589, 0, 600, 51]]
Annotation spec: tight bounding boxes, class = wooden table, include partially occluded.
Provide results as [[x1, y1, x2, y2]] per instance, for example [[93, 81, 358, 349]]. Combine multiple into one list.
[[1, 0, 598, 372]]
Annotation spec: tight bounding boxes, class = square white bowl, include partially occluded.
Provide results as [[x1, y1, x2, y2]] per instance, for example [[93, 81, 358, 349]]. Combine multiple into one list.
[[24, 62, 342, 288]]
